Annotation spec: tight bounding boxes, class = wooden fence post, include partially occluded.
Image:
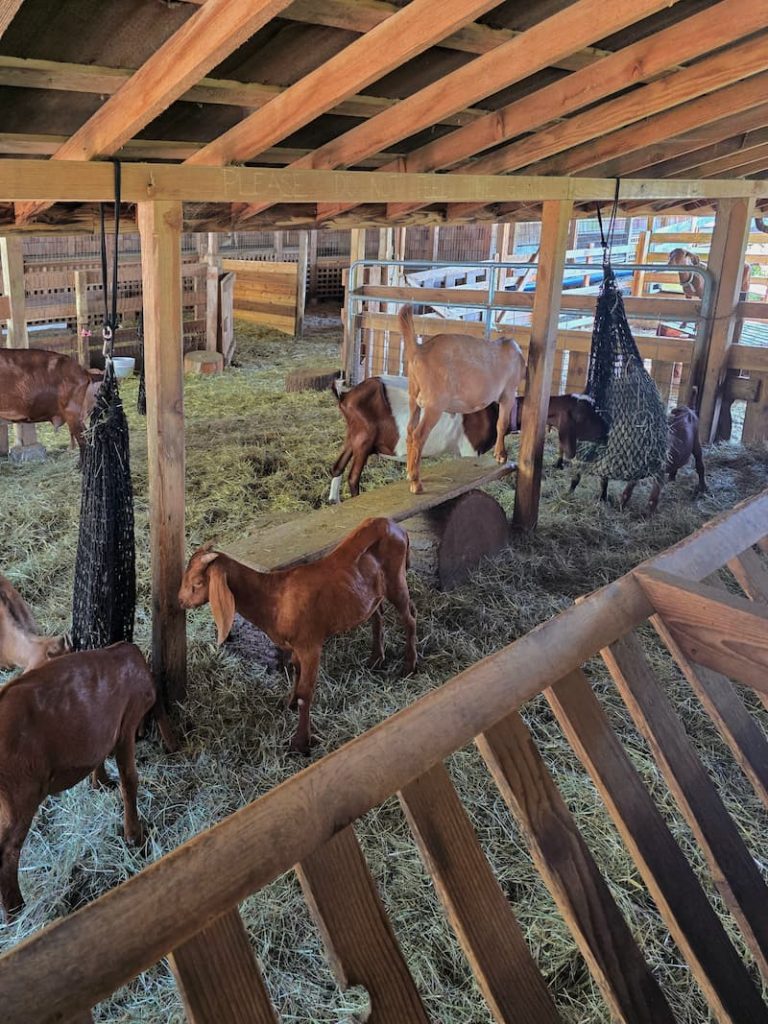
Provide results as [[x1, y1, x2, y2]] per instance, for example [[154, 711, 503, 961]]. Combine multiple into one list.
[[296, 231, 309, 337], [343, 228, 367, 382], [697, 197, 755, 439], [308, 231, 318, 306], [137, 200, 187, 705], [205, 232, 220, 353], [74, 269, 91, 367], [513, 199, 573, 531], [1, 234, 40, 452]]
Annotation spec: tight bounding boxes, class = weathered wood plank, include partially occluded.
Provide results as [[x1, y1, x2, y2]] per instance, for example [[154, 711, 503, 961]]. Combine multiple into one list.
[[728, 547, 768, 604], [223, 457, 514, 571], [635, 567, 768, 693], [296, 826, 429, 1023], [169, 909, 279, 1024], [603, 632, 768, 990], [399, 763, 562, 1023], [652, 614, 768, 811], [137, 201, 187, 704], [547, 668, 768, 1020], [477, 711, 674, 1024]]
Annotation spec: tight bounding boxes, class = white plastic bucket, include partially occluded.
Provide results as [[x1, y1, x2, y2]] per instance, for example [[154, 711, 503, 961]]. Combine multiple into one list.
[[112, 357, 136, 379]]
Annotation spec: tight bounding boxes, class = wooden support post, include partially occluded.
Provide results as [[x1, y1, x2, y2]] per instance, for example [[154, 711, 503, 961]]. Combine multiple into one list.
[[74, 269, 91, 367], [632, 228, 650, 297], [137, 200, 187, 705], [343, 227, 367, 382], [295, 231, 309, 337], [697, 198, 755, 438], [513, 199, 573, 530], [1, 234, 39, 452], [205, 232, 220, 353]]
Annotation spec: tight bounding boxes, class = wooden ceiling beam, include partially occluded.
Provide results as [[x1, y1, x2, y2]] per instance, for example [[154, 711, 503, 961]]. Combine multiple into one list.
[[654, 130, 768, 180], [1, 159, 766, 206], [0, 55, 485, 129], [340, 0, 761, 223], [186, 0, 502, 168], [234, 0, 682, 223], [14, 0, 297, 223], [445, 36, 768, 220], [0, 0, 23, 40], [701, 148, 768, 179], [579, 102, 768, 179], [280, 0, 609, 70], [0, 132, 401, 167]]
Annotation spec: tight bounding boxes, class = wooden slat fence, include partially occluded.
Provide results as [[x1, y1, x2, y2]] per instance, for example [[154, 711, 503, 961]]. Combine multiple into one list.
[[1, 489, 768, 1023], [222, 259, 300, 335]]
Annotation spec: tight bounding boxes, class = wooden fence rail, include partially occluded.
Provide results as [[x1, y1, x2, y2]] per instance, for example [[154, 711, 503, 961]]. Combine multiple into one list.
[[1, 489, 767, 1023]]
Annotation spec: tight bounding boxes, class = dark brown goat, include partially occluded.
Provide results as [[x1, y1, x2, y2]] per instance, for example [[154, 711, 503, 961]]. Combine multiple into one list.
[[0, 642, 177, 919], [179, 517, 417, 754], [0, 572, 70, 674], [619, 405, 707, 509], [516, 393, 608, 469], [329, 375, 503, 501], [0, 348, 102, 453]]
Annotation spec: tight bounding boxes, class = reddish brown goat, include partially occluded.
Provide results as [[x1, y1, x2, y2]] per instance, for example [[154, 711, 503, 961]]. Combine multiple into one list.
[[516, 393, 608, 469], [0, 348, 102, 453], [0, 572, 70, 674], [179, 517, 417, 754], [329, 375, 504, 502], [0, 642, 177, 919]]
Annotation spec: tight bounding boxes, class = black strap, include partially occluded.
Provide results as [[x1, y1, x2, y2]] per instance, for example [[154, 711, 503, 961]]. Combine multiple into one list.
[[99, 160, 122, 359], [595, 178, 621, 265]]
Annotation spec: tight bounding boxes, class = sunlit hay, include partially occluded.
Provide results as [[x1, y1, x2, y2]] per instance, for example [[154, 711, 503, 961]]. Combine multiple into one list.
[[1, 317, 767, 1023]]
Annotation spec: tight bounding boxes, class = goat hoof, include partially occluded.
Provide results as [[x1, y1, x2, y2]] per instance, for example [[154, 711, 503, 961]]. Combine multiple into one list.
[[125, 826, 146, 849], [288, 736, 312, 756], [494, 451, 507, 465], [402, 657, 418, 677], [368, 654, 386, 670], [409, 481, 424, 494]]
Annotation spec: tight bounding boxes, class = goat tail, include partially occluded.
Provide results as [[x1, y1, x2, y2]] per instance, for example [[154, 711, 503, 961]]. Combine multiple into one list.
[[397, 305, 419, 364]]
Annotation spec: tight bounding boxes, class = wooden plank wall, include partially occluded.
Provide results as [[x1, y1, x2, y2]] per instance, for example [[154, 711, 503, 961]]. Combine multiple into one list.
[[222, 258, 299, 335], [2, 491, 768, 1024]]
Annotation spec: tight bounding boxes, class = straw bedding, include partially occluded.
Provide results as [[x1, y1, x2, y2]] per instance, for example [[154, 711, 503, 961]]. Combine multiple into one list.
[[1, 321, 767, 1023]]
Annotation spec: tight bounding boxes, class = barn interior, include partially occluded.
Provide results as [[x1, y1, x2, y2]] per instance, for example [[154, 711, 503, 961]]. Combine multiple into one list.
[[1, 1, 768, 1022]]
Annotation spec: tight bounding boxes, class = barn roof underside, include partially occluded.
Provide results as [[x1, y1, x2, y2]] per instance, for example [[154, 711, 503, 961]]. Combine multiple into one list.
[[1, 0, 767, 232]]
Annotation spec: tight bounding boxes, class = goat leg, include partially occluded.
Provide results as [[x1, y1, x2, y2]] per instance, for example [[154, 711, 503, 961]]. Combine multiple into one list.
[[91, 762, 115, 789], [368, 605, 385, 668], [0, 817, 32, 920], [115, 732, 144, 847], [289, 651, 320, 755], [619, 481, 636, 509]]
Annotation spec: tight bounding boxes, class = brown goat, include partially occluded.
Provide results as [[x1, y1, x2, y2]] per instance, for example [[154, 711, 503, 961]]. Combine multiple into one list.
[[619, 405, 707, 509], [0, 348, 102, 453], [329, 375, 504, 502], [0, 642, 177, 919], [0, 572, 71, 674], [516, 393, 608, 469], [179, 517, 417, 754], [398, 305, 525, 494]]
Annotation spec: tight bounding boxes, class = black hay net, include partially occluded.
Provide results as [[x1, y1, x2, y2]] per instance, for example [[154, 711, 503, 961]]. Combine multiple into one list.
[[72, 359, 136, 650], [72, 162, 136, 651], [575, 263, 668, 483]]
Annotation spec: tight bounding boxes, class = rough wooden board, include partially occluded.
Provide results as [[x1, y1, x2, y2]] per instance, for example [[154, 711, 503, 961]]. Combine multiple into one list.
[[222, 457, 515, 571]]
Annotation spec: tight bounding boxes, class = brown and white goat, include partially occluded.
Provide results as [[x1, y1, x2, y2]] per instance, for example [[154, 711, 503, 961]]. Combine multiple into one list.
[[398, 305, 525, 494], [0, 642, 177, 919], [329, 375, 505, 502], [0, 348, 102, 454], [0, 572, 70, 674], [179, 517, 417, 754], [516, 393, 608, 469]]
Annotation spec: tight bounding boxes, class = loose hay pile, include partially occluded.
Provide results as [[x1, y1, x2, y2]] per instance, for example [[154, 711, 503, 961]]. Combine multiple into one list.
[[1, 320, 767, 1023]]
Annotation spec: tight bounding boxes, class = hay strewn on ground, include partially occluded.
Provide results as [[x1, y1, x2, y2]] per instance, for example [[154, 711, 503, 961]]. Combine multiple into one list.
[[1, 320, 767, 1023]]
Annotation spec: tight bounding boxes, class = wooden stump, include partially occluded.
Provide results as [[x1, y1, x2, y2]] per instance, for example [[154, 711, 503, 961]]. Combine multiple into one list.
[[285, 367, 340, 393], [184, 350, 224, 375], [404, 489, 509, 590]]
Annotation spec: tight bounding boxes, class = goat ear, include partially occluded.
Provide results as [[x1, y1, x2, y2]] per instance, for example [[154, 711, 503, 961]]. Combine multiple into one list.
[[208, 561, 235, 646], [198, 548, 219, 567]]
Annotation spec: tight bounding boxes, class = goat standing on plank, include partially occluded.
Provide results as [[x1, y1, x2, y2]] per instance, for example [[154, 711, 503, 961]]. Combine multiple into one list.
[[0, 573, 71, 674], [329, 374, 505, 502], [0, 642, 177, 920], [179, 517, 417, 755], [398, 305, 525, 494]]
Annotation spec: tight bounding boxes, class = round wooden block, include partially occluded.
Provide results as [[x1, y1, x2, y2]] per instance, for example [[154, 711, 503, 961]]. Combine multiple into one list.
[[184, 350, 224, 375], [285, 367, 340, 393], [405, 489, 509, 590]]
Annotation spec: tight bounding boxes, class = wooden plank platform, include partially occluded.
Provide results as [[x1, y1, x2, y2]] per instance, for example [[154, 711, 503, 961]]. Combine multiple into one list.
[[222, 456, 515, 572]]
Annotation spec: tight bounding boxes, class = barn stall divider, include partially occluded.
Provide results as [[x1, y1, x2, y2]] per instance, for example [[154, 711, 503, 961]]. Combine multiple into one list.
[[1, 489, 767, 1024]]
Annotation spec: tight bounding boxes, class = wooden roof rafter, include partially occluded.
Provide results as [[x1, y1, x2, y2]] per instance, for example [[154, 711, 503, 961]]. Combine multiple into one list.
[[324, 0, 765, 224], [230, 0, 682, 226]]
